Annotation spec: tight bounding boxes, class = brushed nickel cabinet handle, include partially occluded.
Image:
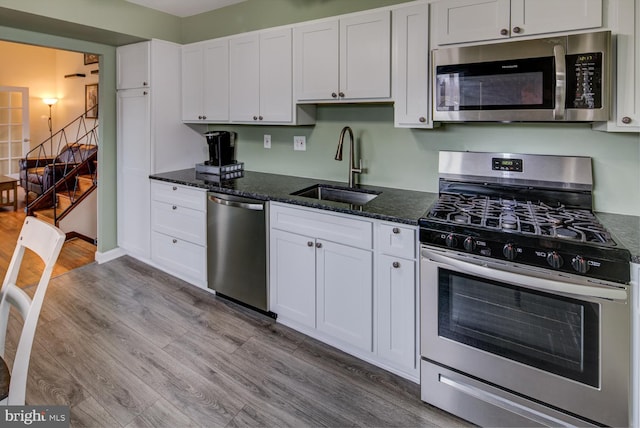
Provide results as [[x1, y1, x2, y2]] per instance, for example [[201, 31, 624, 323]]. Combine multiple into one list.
[[338, 92, 345, 98], [392, 261, 400, 268], [419, 116, 426, 123], [392, 227, 400, 234], [172, 205, 177, 210], [500, 28, 509, 36], [622, 116, 632, 124], [307, 241, 313, 247], [172, 239, 177, 244], [316, 242, 322, 249], [172, 186, 177, 191], [512, 26, 522, 34], [331, 92, 338, 98]]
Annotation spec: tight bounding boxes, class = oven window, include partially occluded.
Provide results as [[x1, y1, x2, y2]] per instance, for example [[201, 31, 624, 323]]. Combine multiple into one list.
[[438, 269, 599, 387], [435, 57, 554, 111]]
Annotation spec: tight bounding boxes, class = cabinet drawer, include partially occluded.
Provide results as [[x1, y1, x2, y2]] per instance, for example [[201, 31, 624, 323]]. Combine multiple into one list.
[[151, 181, 206, 211], [270, 203, 373, 249], [151, 231, 206, 286], [377, 223, 416, 259], [151, 201, 206, 245]]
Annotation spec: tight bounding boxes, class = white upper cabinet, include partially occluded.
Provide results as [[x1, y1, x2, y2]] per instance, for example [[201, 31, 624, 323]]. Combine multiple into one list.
[[433, 0, 603, 46], [392, 3, 432, 128], [594, 0, 639, 132], [229, 28, 297, 124], [117, 42, 150, 89], [181, 39, 229, 122], [295, 10, 391, 102]]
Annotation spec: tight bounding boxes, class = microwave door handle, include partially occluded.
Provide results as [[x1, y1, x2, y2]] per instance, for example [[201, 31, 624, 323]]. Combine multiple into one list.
[[422, 249, 627, 302], [553, 44, 566, 120]]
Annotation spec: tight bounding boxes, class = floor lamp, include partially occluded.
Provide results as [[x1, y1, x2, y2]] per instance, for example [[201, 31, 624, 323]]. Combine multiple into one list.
[[42, 98, 58, 217]]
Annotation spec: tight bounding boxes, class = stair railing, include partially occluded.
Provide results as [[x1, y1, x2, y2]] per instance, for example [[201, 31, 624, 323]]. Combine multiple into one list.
[[21, 108, 98, 222]]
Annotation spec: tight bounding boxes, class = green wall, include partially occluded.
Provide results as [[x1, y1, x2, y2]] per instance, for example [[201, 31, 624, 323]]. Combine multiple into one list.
[[218, 105, 640, 216]]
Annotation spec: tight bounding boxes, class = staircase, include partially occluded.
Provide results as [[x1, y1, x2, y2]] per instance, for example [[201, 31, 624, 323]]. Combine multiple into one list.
[[23, 111, 98, 242]]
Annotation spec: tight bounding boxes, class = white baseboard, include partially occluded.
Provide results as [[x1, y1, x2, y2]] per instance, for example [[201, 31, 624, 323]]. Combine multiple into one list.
[[95, 247, 126, 264]]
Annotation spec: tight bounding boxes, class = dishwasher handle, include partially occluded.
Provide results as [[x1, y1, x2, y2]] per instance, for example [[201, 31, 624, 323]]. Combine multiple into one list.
[[208, 194, 264, 211]]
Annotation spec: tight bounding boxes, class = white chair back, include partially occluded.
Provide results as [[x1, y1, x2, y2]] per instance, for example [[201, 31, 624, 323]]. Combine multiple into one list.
[[0, 216, 65, 405]]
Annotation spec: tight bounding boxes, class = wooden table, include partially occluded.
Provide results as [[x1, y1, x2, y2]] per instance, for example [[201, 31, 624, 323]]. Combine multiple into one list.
[[0, 176, 18, 211]]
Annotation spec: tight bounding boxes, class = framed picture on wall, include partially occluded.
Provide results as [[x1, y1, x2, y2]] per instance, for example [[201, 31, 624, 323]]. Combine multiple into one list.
[[85, 84, 98, 119], [84, 53, 99, 65]]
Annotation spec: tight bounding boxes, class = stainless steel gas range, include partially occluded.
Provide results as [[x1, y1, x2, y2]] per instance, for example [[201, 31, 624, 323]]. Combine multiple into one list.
[[418, 151, 632, 427]]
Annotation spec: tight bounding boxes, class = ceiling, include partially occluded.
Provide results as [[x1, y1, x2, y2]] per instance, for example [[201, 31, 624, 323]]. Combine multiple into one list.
[[124, 0, 247, 17]]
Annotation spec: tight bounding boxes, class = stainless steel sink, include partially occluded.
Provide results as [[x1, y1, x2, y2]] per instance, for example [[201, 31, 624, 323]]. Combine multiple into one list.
[[291, 184, 380, 206]]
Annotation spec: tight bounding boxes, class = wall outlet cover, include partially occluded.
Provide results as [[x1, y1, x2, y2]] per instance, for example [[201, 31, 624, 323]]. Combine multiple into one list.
[[264, 134, 271, 149], [294, 136, 306, 151]]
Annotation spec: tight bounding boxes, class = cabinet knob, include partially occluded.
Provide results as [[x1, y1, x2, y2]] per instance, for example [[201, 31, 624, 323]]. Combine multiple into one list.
[[253, 115, 258, 120], [315, 242, 323, 249], [392, 227, 400, 234], [331, 92, 338, 98], [419, 116, 426, 123], [172, 186, 177, 191], [259, 116, 263, 121], [172, 239, 177, 244], [198, 115, 203, 119], [512, 26, 522, 34], [307, 241, 314, 247], [172, 205, 177, 210], [338, 92, 345, 98], [202, 115, 207, 120], [622, 116, 632, 124], [143, 91, 148, 95], [500, 28, 509, 36], [143, 81, 148, 86], [392, 261, 400, 268]]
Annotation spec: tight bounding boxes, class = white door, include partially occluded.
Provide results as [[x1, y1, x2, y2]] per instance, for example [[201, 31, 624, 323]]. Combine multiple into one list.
[[316, 240, 373, 351], [433, 0, 511, 45], [269, 229, 317, 328], [117, 88, 151, 259], [0, 87, 29, 178], [202, 39, 230, 121], [294, 20, 339, 102], [229, 33, 260, 122], [339, 10, 391, 100], [181, 43, 205, 121], [510, 0, 602, 38], [116, 42, 150, 89], [259, 28, 293, 123]]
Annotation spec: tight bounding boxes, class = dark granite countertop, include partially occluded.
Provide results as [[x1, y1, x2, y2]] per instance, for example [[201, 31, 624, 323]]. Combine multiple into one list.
[[149, 169, 438, 225], [149, 169, 640, 263]]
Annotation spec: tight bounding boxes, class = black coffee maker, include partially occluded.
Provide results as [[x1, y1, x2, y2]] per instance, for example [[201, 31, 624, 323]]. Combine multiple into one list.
[[204, 131, 236, 166]]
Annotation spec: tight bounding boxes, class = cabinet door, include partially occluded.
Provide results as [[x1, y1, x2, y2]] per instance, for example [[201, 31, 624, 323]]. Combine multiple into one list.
[[510, 0, 602, 38], [202, 39, 230, 121], [393, 3, 431, 128], [181, 43, 205, 121], [339, 10, 391, 100], [269, 229, 316, 328], [229, 33, 260, 122], [377, 255, 416, 372], [294, 20, 339, 102], [610, 0, 639, 129], [317, 240, 373, 351], [260, 28, 293, 123], [433, 0, 511, 45], [117, 42, 150, 89], [117, 88, 151, 259]]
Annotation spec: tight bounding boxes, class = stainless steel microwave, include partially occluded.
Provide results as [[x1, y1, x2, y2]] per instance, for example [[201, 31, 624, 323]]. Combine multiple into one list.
[[432, 31, 611, 122]]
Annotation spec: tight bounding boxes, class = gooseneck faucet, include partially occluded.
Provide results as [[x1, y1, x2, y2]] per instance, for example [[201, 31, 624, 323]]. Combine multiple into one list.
[[335, 126, 363, 188]]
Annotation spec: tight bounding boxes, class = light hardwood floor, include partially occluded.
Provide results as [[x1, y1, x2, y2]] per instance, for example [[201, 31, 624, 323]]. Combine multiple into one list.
[[6, 256, 472, 427], [0, 186, 96, 286]]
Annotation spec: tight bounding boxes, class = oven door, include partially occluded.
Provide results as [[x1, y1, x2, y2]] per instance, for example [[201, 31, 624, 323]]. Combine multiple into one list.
[[420, 247, 630, 427]]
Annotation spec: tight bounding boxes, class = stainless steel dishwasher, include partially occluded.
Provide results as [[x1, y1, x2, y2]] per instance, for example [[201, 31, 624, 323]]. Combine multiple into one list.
[[207, 191, 271, 315]]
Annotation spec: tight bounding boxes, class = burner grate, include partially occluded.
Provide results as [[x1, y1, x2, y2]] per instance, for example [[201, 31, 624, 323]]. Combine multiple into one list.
[[428, 194, 613, 245]]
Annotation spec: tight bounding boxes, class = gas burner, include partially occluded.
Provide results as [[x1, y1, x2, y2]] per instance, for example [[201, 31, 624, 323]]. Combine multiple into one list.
[[501, 214, 518, 230], [554, 227, 580, 240]]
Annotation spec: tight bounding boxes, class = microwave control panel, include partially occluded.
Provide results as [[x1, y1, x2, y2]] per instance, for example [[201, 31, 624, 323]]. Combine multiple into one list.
[[566, 52, 603, 109]]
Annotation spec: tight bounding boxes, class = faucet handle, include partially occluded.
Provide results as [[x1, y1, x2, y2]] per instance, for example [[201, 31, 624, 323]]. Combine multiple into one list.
[[353, 159, 364, 174]]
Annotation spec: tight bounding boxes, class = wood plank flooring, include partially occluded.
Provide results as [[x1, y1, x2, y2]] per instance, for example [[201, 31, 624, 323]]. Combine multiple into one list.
[[0, 186, 96, 286], [6, 256, 472, 427]]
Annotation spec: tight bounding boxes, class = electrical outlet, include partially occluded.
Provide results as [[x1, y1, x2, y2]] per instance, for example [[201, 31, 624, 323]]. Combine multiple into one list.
[[263, 134, 271, 149], [294, 136, 306, 151]]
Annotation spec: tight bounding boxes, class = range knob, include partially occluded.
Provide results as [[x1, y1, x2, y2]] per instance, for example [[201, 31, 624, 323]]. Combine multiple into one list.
[[445, 234, 458, 248], [546, 251, 564, 269], [571, 255, 590, 274], [463, 237, 476, 252], [502, 243, 518, 261]]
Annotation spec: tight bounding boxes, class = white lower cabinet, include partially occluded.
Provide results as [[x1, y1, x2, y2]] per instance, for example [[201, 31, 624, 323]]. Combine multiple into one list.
[[150, 181, 207, 288], [269, 202, 418, 381]]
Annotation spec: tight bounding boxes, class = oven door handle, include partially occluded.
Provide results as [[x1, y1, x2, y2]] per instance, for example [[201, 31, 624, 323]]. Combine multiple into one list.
[[423, 249, 627, 302]]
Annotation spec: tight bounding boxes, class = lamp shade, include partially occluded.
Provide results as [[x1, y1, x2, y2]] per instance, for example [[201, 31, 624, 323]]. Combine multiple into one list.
[[43, 98, 58, 106]]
